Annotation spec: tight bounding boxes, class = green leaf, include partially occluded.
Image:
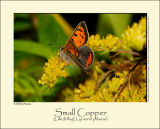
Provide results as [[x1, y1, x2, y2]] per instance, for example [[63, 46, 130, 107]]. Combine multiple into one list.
[[94, 51, 111, 63], [14, 20, 32, 32], [97, 14, 132, 37], [16, 76, 35, 94], [53, 78, 69, 95], [39, 78, 70, 102], [65, 64, 81, 77], [14, 14, 30, 19], [14, 51, 32, 69], [37, 14, 68, 48], [14, 14, 32, 32], [22, 66, 42, 74], [20, 73, 39, 89], [14, 40, 56, 58]]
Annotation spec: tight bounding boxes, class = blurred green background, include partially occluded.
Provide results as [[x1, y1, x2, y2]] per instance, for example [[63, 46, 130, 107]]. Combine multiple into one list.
[[14, 13, 146, 102]]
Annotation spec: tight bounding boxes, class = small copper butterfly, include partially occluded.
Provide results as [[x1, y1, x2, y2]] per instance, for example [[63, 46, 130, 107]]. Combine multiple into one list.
[[60, 21, 94, 72]]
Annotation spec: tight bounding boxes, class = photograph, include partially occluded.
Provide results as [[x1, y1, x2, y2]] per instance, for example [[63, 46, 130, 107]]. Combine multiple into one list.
[[14, 13, 147, 102]]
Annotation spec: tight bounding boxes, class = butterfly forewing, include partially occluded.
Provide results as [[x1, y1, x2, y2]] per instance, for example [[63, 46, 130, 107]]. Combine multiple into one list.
[[71, 21, 89, 47], [64, 21, 89, 56]]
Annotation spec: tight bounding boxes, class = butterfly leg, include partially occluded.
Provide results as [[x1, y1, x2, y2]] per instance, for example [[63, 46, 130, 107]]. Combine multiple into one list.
[[57, 55, 63, 65]]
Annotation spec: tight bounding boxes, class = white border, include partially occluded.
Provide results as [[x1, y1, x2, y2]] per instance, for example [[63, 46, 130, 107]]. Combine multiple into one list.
[[1, 1, 159, 128]]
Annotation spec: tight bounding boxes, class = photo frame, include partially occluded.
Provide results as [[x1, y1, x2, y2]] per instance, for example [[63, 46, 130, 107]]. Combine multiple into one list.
[[1, 0, 159, 128]]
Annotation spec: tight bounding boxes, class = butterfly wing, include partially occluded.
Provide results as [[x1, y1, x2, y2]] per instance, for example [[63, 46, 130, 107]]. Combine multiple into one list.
[[63, 21, 89, 57], [77, 46, 94, 70], [70, 21, 89, 47], [62, 21, 93, 71]]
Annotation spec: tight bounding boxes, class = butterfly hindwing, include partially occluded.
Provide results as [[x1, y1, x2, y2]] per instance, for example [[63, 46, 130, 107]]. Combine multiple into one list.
[[77, 46, 94, 69]]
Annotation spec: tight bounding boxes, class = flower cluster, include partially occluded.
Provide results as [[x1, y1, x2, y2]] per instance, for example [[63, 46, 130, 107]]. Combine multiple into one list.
[[38, 56, 67, 88], [88, 34, 121, 51], [39, 17, 147, 102], [122, 17, 146, 51], [60, 64, 146, 102]]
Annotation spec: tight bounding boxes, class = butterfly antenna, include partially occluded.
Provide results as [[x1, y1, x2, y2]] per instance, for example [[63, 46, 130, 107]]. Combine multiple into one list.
[[48, 43, 61, 48]]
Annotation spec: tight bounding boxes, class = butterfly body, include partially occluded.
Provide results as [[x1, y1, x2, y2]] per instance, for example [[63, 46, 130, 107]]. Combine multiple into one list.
[[60, 21, 94, 72]]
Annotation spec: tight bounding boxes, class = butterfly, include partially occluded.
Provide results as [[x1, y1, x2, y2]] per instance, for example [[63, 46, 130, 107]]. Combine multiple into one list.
[[60, 21, 94, 72]]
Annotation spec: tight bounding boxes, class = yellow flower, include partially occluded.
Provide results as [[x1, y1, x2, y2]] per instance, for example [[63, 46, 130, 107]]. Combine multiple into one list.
[[88, 34, 120, 51], [122, 17, 146, 51], [38, 56, 67, 88], [74, 79, 96, 99], [59, 87, 73, 102], [102, 34, 120, 50], [88, 34, 102, 50], [71, 70, 99, 102], [44, 17, 147, 102], [88, 17, 146, 52]]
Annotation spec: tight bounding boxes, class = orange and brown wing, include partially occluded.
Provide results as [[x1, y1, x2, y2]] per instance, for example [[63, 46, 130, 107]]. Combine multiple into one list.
[[64, 41, 79, 57], [77, 46, 94, 70], [70, 21, 89, 47], [64, 21, 89, 56]]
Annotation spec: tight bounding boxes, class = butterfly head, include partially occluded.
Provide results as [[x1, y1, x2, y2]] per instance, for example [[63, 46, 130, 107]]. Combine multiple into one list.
[[59, 47, 66, 57], [59, 47, 66, 60], [59, 47, 64, 51]]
